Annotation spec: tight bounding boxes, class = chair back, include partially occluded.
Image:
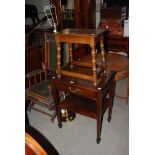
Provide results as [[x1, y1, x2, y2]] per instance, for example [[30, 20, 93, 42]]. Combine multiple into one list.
[[25, 46, 43, 74], [44, 32, 57, 71]]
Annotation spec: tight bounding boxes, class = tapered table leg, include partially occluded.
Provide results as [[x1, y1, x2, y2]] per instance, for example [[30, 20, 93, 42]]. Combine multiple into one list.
[[96, 93, 102, 144], [108, 80, 116, 122]]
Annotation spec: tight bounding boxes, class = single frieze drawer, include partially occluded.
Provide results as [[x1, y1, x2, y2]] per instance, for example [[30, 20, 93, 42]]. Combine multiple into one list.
[[56, 82, 97, 100]]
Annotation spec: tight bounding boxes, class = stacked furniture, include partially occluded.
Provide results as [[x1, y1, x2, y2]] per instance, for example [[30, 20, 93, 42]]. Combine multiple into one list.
[[51, 28, 116, 143]]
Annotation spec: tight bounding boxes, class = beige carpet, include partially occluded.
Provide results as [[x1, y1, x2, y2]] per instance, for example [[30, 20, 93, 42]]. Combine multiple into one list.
[[27, 78, 129, 155]]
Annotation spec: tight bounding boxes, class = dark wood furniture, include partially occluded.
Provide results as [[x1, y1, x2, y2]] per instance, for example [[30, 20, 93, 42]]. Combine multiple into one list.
[[26, 1, 96, 60], [98, 24, 129, 104], [55, 28, 107, 86], [25, 33, 58, 121], [106, 33, 129, 56], [51, 0, 96, 59], [77, 52, 129, 103], [106, 52, 129, 103], [105, 34, 129, 103], [52, 0, 96, 29], [100, 0, 129, 20], [99, 0, 129, 55], [100, 6, 127, 20], [51, 70, 116, 144], [25, 45, 43, 73], [98, 0, 129, 103]]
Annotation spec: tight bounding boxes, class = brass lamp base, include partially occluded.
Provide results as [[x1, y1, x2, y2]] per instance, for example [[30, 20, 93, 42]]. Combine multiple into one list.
[[61, 109, 76, 122]]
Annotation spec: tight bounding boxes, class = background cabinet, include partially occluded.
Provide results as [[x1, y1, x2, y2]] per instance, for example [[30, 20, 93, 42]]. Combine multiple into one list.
[[98, 0, 129, 55], [51, 0, 96, 60], [52, 0, 96, 29], [100, 0, 129, 20]]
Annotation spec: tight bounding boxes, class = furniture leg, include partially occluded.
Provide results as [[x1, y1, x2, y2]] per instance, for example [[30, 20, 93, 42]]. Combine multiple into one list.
[[100, 35, 105, 64], [96, 93, 102, 144], [126, 77, 129, 104], [114, 76, 129, 104], [51, 81, 62, 128], [50, 104, 56, 122], [91, 46, 97, 86], [25, 100, 30, 125], [96, 115, 101, 144], [108, 80, 116, 122], [28, 101, 35, 112], [55, 91, 62, 128], [56, 43, 61, 78], [58, 109, 62, 128], [69, 43, 73, 68]]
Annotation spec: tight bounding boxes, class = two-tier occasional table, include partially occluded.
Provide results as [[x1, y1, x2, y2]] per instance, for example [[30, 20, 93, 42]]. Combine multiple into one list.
[[54, 28, 107, 86], [51, 70, 116, 144], [52, 28, 116, 144]]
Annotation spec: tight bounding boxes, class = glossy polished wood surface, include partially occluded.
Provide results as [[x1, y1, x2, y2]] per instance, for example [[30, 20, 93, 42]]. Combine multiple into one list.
[[106, 53, 129, 80], [55, 28, 106, 85], [55, 28, 106, 44], [71, 51, 129, 103], [25, 132, 48, 155], [51, 70, 116, 144], [71, 53, 128, 77]]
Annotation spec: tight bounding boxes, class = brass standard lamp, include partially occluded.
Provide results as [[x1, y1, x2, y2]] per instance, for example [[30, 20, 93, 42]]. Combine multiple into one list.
[[44, 2, 76, 122]]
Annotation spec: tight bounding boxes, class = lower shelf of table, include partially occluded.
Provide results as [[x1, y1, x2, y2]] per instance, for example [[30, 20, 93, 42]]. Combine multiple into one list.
[[58, 63, 106, 85], [58, 94, 109, 119]]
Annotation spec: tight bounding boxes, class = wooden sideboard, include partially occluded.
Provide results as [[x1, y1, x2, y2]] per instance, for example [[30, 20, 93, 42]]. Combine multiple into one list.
[[106, 32, 129, 56], [98, 21, 129, 56], [52, 0, 96, 29]]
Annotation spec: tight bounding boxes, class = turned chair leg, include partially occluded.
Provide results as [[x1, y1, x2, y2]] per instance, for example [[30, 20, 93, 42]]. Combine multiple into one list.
[[28, 101, 35, 112], [50, 104, 57, 122]]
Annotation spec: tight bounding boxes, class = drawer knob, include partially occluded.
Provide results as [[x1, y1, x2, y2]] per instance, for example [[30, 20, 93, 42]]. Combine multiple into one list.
[[68, 87, 79, 93]]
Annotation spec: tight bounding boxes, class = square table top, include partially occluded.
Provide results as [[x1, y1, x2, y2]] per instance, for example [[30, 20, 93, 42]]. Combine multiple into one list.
[[55, 28, 106, 45]]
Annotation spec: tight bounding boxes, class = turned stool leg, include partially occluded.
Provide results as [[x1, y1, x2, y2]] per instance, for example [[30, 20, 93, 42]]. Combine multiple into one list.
[[91, 46, 97, 86], [100, 35, 106, 65], [56, 43, 61, 78], [69, 43, 73, 68]]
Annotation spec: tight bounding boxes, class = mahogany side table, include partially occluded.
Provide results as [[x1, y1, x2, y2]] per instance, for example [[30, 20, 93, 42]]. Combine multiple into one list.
[[51, 70, 116, 144]]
